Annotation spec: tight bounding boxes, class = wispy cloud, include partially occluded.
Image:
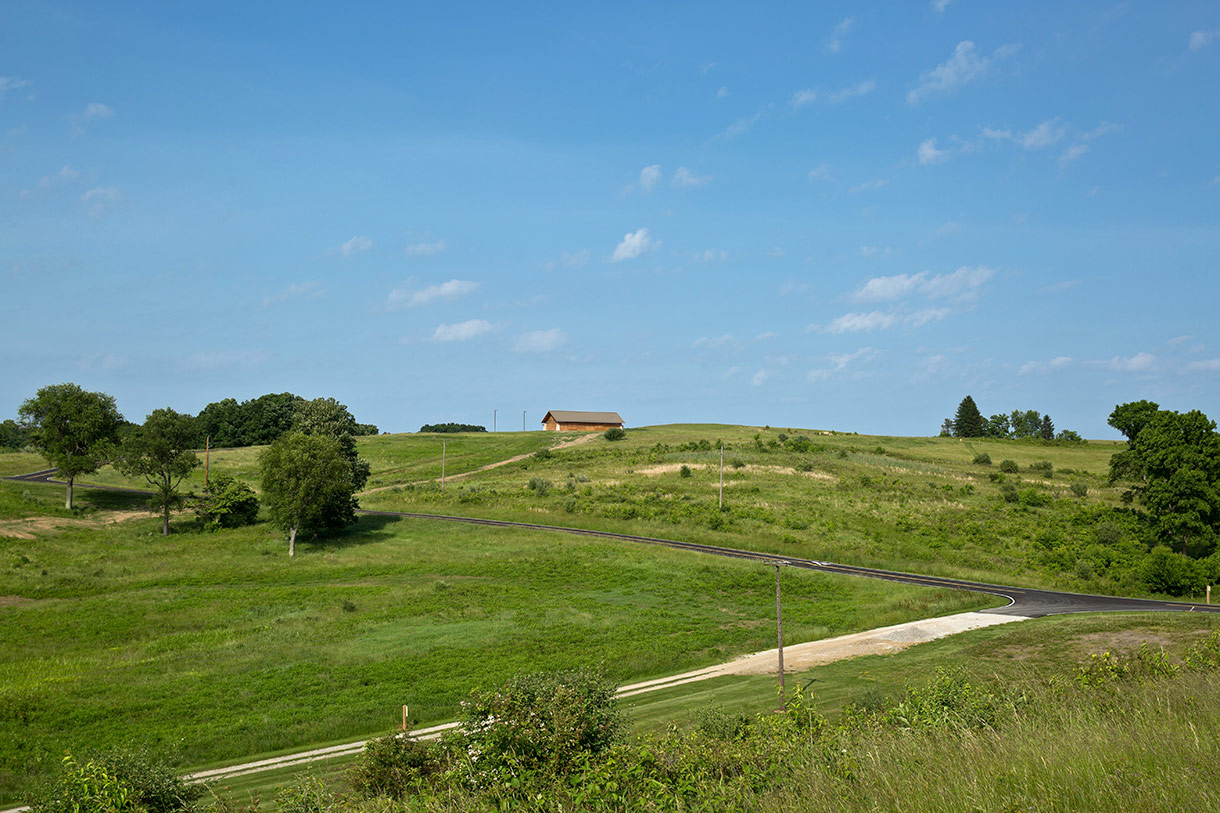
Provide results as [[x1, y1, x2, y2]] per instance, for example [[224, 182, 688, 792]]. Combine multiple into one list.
[[848, 178, 888, 194], [751, 369, 770, 387], [1019, 356, 1074, 375], [20, 165, 81, 198], [672, 166, 711, 188], [907, 41, 1019, 105], [808, 347, 877, 381], [431, 319, 492, 342], [932, 0, 954, 12], [693, 334, 735, 349], [716, 86, 729, 99], [918, 138, 950, 165], [807, 164, 831, 182], [1190, 29, 1220, 50], [1041, 279, 1079, 294], [387, 278, 479, 309], [336, 235, 373, 256], [822, 311, 899, 333], [1188, 359, 1220, 371], [723, 110, 763, 139], [860, 245, 892, 258], [639, 164, 662, 193], [404, 239, 447, 257], [82, 102, 115, 121], [185, 349, 272, 370], [853, 266, 995, 303], [545, 249, 590, 270], [612, 228, 659, 262], [0, 76, 32, 97], [828, 79, 875, 102], [81, 185, 122, 217], [1102, 352, 1157, 372], [694, 249, 728, 263], [514, 328, 567, 353], [826, 17, 853, 53], [791, 89, 818, 108], [262, 280, 322, 307]]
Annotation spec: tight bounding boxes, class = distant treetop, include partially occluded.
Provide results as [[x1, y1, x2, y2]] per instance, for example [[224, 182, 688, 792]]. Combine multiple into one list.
[[419, 423, 488, 433]]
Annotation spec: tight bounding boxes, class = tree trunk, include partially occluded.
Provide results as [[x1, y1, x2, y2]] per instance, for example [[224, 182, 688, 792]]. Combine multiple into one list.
[[289, 522, 297, 557], [65, 476, 74, 510], [162, 505, 170, 537]]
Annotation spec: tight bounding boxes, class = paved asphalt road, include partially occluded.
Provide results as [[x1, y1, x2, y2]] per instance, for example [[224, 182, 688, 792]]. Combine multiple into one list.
[[8, 469, 1220, 618]]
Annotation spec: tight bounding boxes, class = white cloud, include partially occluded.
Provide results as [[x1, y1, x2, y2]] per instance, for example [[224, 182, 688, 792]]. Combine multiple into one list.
[[716, 86, 729, 99], [723, 111, 763, 139], [185, 349, 272, 370], [695, 249, 727, 262], [431, 319, 492, 342], [514, 328, 567, 353], [639, 164, 662, 193], [905, 308, 951, 327], [848, 178, 888, 193], [808, 347, 876, 381], [1168, 335, 1192, 346], [860, 245, 892, 258], [828, 79, 876, 102], [81, 186, 122, 216], [404, 239, 447, 257], [1188, 359, 1220, 371], [1104, 352, 1157, 372], [672, 166, 711, 188], [937, 221, 961, 235], [0, 76, 32, 96], [853, 272, 927, 302], [20, 165, 81, 198], [76, 351, 127, 371], [932, 0, 954, 12], [791, 89, 818, 108], [823, 311, 899, 333], [337, 235, 373, 256], [262, 280, 322, 307], [751, 369, 770, 387], [826, 17, 853, 53], [807, 164, 830, 182], [918, 138, 950, 165], [388, 278, 479, 309], [82, 102, 115, 121], [1059, 144, 1089, 165], [612, 228, 658, 262], [548, 249, 590, 269], [920, 266, 995, 299], [907, 41, 1019, 105], [693, 334, 735, 349], [1190, 29, 1220, 50], [778, 279, 806, 295], [1019, 118, 1066, 149]]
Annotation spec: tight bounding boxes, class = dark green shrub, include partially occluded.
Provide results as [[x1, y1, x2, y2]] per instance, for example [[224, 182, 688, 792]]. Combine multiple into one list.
[[1029, 460, 1054, 478], [1140, 546, 1205, 597], [988, 472, 1004, 483], [194, 473, 259, 530], [999, 459, 1019, 473], [1000, 483, 1019, 503], [679, 465, 692, 478], [349, 734, 437, 799], [603, 427, 625, 441], [1019, 488, 1051, 507], [274, 775, 336, 813], [454, 669, 622, 786], [26, 745, 203, 813], [527, 477, 552, 497], [534, 448, 553, 460], [1070, 481, 1089, 498], [972, 452, 992, 465], [730, 459, 746, 469]]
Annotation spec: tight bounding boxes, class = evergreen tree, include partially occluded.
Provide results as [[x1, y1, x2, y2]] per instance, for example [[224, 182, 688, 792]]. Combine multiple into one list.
[[952, 396, 986, 438], [1040, 414, 1055, 440]]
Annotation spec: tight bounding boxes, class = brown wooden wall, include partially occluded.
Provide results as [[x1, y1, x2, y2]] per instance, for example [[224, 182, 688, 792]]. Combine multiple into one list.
[[544, 420, 622, 432]]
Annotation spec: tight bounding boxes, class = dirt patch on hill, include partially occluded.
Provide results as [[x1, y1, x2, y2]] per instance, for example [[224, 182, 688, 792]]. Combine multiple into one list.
[[0, 510, 150, 539], [632, 463, 835, 481]]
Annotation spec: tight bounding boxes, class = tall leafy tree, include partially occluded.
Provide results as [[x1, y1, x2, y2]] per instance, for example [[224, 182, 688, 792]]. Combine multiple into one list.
[[986, 413, 1012, 439], [1110, 408, 1220, 556], [292, 397, 371, 527], [1108, 400, 1160, 444], [260, 432, 354, 556], [952, 396, 986, 438], [18, 383, 124, 508], [115, 408, 201, 536]]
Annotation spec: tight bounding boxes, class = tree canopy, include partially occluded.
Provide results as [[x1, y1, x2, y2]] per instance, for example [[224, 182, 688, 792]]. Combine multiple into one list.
[[419, 423, 487, 433], [1108, 400, 1160, 444], [115, 408, 200, 536], [951, 396, 986, 438], [259, 432, 356, 556], [18, 383, 124, 508], [196, 392, 304, 447], [1110, 404, 1220, 556]]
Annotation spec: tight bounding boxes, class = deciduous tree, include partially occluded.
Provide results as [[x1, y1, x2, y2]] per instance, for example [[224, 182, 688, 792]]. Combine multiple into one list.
[[18, 383, 124, 508], [115, 408, 200, 536], [260, 432, 354, 556]]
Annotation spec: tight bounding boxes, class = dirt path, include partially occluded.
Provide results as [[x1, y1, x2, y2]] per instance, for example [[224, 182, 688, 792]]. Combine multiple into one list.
[[360, 432, 600, 496], [0, 510, 152, 540]]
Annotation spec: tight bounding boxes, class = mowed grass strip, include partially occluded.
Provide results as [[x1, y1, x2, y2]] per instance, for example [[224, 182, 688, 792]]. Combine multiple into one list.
[[0, 487, 992, 800]]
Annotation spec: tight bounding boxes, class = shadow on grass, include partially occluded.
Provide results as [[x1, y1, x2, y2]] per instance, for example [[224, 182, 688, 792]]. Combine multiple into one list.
[[310, 511, 403, 553]]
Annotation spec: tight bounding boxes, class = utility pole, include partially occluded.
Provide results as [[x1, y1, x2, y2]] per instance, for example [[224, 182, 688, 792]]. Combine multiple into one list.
[[523, 410, 526, 431], [204, 436, 211, 492], [441, 439, 446, 492], [493, 409, 497, 432], [719, 441, 724, 510], [775, 562, 785, 704]]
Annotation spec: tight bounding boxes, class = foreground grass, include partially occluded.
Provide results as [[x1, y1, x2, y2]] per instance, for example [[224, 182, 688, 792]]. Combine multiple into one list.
[[0, 480, 993, 801]]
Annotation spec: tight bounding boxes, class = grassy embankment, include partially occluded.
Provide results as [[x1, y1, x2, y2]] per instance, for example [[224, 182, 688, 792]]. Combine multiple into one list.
[[0, 467, 991, 802]]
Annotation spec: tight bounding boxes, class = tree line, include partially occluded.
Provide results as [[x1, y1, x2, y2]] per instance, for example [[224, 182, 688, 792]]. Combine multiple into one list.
[[14, 383, 372, 552], [944, 395, 1083, 443]]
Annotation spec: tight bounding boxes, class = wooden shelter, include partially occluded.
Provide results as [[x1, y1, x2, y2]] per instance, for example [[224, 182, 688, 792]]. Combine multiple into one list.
[[541, 410, 624, 432]]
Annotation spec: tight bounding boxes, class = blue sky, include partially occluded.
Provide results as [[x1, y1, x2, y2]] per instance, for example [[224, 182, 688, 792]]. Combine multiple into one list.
[[2, 1, 1218, 438]]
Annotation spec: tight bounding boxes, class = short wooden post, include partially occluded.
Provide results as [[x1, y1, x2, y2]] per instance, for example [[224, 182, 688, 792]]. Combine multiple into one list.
[[441, 440, 446, 492], [402, 704, 408, 731], [775, 563, 785, 704], [1208, 585, 1212, 605]]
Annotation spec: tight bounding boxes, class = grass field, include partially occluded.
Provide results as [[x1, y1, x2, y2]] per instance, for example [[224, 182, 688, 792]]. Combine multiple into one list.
[[0, 477, 993, 802]]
